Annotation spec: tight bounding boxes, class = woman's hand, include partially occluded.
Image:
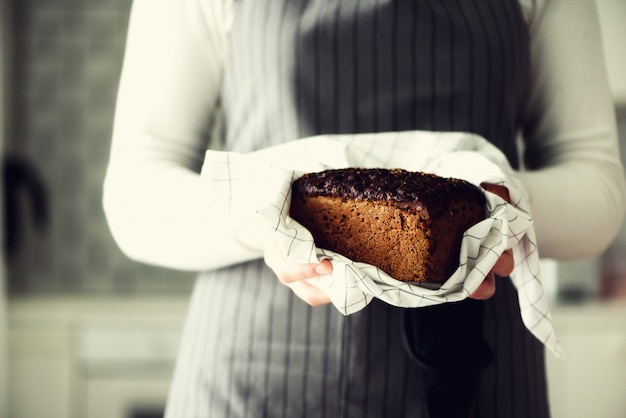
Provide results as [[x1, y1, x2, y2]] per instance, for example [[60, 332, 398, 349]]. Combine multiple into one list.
[[470, 183, 515, 300], [262, 227, 334, 306]]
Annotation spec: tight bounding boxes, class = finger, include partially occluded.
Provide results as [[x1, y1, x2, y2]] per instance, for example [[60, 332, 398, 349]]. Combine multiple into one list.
[[288, 279, 332, 306], [493, 249, 514, 277], [316, 259, 333, 275], [272, 258, 333, 285], [469, 272, 496, 300], [274, 262, 317, 285], [481, 182, 511, 202]]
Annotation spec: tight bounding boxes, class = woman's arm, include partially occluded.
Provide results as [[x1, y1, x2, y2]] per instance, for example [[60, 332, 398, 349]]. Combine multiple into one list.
[[103, 0, 266, 271], [519, 0, 626, 260]]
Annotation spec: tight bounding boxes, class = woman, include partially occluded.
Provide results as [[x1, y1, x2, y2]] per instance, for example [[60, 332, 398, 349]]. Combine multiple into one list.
[[104, 0, 626, 416]]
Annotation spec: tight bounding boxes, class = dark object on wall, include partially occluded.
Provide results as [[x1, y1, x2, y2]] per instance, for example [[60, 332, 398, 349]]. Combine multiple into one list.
[[130, 409, 164, 418], [2, 153, 49, 258]]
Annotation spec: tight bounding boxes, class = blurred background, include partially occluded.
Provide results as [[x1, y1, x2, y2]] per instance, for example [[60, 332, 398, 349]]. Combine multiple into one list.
[[1, 0, 626, 417]]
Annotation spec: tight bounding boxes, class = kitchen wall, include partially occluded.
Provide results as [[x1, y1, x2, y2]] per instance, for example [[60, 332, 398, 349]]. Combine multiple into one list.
[[5, 0, 195, 294], [4, 0, 626, 300]]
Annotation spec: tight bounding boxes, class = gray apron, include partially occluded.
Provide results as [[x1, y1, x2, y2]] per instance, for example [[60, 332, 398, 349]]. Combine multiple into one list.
[[165, 1, 549, 417]]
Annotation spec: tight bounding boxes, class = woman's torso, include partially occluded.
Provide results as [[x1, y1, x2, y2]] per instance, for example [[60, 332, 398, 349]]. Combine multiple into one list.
[[165, 1, 549, 417]]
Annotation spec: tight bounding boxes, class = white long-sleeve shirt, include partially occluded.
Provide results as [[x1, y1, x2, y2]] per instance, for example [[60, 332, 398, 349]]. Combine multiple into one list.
[[103, 0, 626, 272]]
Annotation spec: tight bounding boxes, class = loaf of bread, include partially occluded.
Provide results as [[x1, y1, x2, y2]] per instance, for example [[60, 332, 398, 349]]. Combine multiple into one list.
[[290, 168, 486, 283]]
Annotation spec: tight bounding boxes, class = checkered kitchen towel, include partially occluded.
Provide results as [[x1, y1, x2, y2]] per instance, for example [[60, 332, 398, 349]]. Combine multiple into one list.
[[201, 130, 562, 357]]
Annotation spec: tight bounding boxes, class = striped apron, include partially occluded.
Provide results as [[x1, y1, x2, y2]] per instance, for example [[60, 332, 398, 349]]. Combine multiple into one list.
[[165, 0, 550, 417]]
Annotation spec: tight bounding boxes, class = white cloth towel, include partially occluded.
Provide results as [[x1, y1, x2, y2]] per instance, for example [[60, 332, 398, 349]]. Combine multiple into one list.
[[201, 131, 562, 357]]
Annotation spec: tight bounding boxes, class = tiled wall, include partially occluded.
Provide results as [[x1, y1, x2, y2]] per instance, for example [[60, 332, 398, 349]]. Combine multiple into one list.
[[6, 0, 195, 294]]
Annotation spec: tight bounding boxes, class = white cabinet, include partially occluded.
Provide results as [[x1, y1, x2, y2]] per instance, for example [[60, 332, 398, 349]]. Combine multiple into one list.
[[75, 320, 182, 418], [7, 297, 188, 418], [7, 297, 626, 418], [8, 310, 74, 418], [546, 304, 626, 418]]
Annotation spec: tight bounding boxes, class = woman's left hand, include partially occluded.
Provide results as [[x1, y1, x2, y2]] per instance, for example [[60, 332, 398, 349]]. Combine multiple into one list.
[[470, 183, 515, 300]]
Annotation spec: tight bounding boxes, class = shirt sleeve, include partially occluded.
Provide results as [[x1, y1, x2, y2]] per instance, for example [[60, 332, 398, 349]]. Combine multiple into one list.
[[102, 0, 265, 271], [517, 0, 626, 259]]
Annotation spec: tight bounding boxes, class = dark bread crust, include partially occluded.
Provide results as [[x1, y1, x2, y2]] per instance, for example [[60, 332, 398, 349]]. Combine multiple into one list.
[[290, 168, 486, 283]]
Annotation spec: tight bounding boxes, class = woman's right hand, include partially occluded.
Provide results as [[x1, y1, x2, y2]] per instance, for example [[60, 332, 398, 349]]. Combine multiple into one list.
[[262, 226, 334, 306]]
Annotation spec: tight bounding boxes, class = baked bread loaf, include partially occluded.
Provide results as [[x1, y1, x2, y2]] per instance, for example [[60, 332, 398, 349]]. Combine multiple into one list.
[[290, 168, 486, 283]]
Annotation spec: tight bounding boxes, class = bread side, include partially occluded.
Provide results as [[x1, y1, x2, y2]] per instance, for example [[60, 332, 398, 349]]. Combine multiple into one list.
[[290, 169, 486, 283]]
